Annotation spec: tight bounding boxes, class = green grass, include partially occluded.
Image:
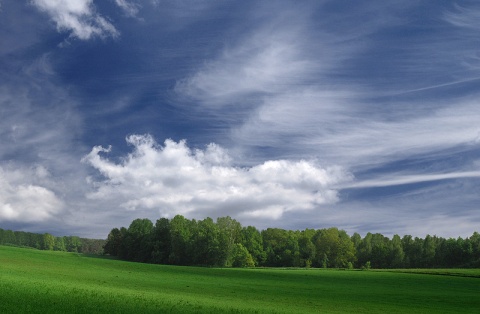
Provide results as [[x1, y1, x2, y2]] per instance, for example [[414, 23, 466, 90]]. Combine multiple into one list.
[[1, 246, 479, 313], [375, 268, 480, 278]]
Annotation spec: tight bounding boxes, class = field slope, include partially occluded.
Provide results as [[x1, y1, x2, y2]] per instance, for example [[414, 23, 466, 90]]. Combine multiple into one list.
[[1, 245, 479, 313]]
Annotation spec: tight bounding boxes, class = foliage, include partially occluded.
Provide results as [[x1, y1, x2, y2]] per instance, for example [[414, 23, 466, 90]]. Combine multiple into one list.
[[101, 215, 480, 269], [2, 218, 480, 269], [0, 228, 105, 254]]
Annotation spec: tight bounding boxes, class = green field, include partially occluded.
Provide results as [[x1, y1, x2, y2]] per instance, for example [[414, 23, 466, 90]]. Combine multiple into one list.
[[1, 246, 479, 313]]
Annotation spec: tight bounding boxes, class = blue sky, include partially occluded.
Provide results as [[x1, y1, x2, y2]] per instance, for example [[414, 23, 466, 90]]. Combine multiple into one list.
[[1, 0, 479, 239]]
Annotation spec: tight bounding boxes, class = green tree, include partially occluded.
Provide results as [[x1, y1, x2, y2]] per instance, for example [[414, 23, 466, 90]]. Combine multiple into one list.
[[14, 231, 28, 247], [193, 217, 220, 266], [231, 243, 255, 267], [3, 230, 16, 245], [42, 233, 55, 250], [216, 216, 242, 267], [298, 231, 316, 268], [369, 233, 390, 268], [104, 228, 122, 256], [312, 228, 355, 268], [357, 233, 373, 268], [66, 236, 82, 253], [54, 236, 66, 251], [240, 226, 266, 266], [126, 218, 154, 262], [389, 234, 405, 268], [469, 232, 480, 267], [262, 228, 299, 267], [169, 215, 193, 265], [151, 218, 172, 264], [65, 236, 82, 253], [422, 235, 437, 268]]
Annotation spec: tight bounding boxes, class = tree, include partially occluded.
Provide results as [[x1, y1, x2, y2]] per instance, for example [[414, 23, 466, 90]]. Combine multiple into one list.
[[151, 218, 172, 264], [193, 217, 220, 266], [262, 228, 299, 267], [369, 233, 390, 268], [298, 231, 316, 268], [104, 228, 122, 256], [14, 231, 28, 247], [240, 226, 266, 266], [231, 243, 255, 267], [3, 230, 16, 245], [216, 216, 242, 267], [356, 233, 372, 268], [336, 229, 356, 268], [469, 232, 480, 267], [66, 236, 82, 253], [169, 215, 193, 265], [125, 218, 154, 262], [389, 234, 405, 268], [42, 233, 55, 251], [54, 236, 66, 251], [422, 235, 437, 268], [312, 228, 355, 268]]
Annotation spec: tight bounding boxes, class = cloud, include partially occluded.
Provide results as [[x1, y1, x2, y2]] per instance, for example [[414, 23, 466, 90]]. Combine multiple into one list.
[[0, 165, 64, 222], [444, 4, 480, 30], [174, 6, 323, 107], [114, 0, 139, 17], [175, 31, 314, 105], [82, 134, 351, 221], [341, 171, 480, 189], [31, 0, 119, 40], [173, 1, 480, 171], [0, 51, 92, 231], [235, 92, 480, 169]]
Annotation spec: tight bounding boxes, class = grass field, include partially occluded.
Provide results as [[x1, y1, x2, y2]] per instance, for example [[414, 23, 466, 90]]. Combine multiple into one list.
[[1, 245, 479, 313]]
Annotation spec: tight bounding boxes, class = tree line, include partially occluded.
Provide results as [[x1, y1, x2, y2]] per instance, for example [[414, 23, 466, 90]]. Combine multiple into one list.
[[0, 228, 105, 254], [104, 215, 480, 268]]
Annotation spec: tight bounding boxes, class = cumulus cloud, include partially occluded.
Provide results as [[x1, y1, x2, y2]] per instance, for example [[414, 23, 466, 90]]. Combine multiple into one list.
[[82, 134, 351, 220], [0, 166, 63, 222], [31, 0, 119, 40]]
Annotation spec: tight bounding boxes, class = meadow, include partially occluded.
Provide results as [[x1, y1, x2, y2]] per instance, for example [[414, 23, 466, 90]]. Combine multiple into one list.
[[1, 245, 479, 313]]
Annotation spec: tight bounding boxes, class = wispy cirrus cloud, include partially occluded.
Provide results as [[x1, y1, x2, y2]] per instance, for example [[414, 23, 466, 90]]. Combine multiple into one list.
[[31, 0, 119, 40], [341, 171, 480, 189], [444, 3, 480, 30], [114, 0, 139, 17], [175, 30, 315, 105], [174, 5, 331, 108], [175, 1, 480, 172]]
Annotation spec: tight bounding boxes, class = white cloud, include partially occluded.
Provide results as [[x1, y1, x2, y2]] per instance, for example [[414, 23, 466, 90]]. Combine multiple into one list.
[[175, 35, 313, 104], [341, 171, 480, 189], [173, 1, 480, 174], [31, 0, 119, 40], [0, 166, 64, 222], [114, 0, 139, 17], [444, 4, 480, 30], [233, 92, 480, 169], [174, 8, 323, 107], [83, 134, 351, 221]]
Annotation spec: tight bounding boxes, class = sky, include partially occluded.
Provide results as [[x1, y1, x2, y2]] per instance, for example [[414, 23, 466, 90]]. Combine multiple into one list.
[[1, 0, 480, 239]]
